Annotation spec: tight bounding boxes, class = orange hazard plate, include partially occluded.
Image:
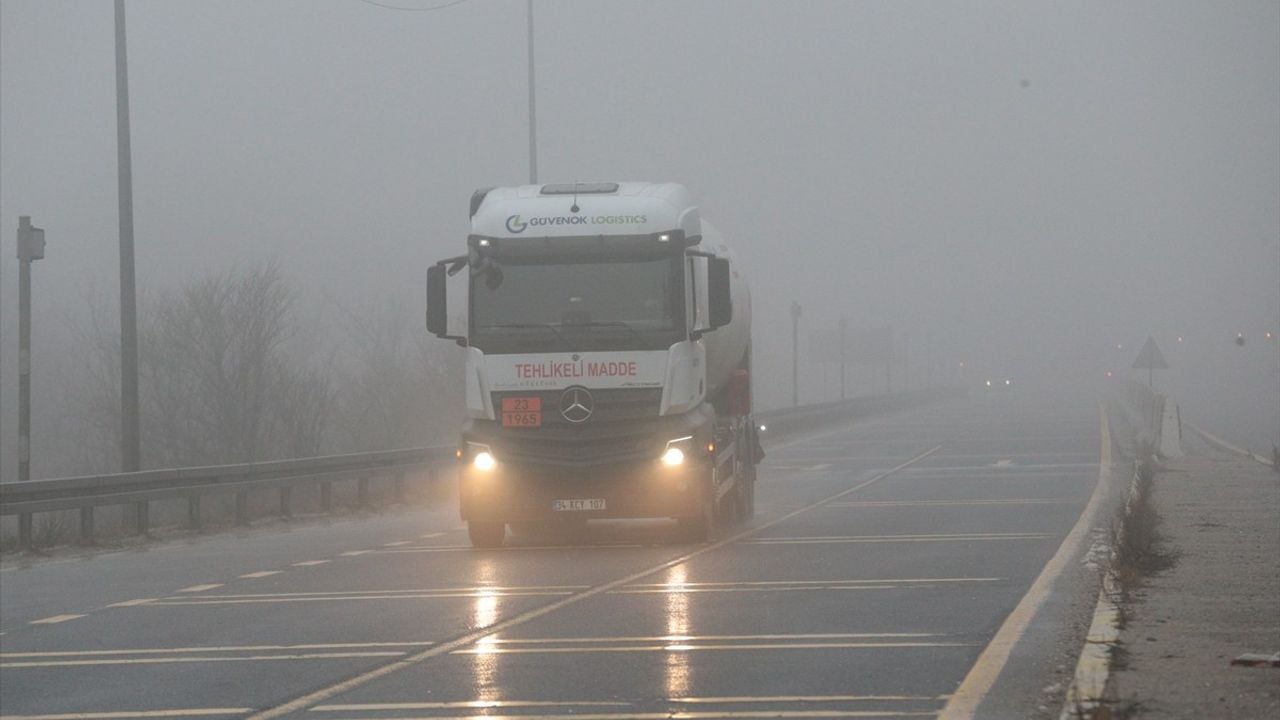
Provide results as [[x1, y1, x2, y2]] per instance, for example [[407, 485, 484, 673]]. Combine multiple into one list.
[[501, 397, 542, 427]]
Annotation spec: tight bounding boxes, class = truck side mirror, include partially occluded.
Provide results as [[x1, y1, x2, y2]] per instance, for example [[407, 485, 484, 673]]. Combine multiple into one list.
[[426, 265, 448, 337], [708, 257, 733, 330]]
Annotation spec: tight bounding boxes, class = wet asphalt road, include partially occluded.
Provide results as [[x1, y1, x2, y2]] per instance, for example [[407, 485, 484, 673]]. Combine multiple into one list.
[[0, 390, 1107, 720]]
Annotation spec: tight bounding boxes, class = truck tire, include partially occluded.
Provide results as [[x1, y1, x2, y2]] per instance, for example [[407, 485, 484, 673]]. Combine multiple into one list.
[[468, 520, 506, 548]]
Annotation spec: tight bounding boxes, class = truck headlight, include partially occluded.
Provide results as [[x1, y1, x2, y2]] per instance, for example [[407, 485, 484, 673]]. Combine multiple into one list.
[[661, 436, 694, 467], [467, 443, 497, 472]]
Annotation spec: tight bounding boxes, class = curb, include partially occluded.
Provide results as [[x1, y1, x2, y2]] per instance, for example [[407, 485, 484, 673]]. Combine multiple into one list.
[[1058, 461, 1141, 718], [1187, 422, 1276, 468]]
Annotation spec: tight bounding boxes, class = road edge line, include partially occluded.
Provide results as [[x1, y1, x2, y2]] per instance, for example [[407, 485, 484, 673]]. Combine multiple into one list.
[[1186, 422, 1275, 468], [938, 403, 1114, 720]]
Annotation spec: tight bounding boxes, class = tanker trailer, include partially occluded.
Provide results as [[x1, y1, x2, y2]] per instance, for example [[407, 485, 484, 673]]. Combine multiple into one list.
[[426, 181, 760, 548]]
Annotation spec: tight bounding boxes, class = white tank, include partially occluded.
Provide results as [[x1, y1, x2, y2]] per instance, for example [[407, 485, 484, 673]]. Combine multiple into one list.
[[696, 221, 752, 396]]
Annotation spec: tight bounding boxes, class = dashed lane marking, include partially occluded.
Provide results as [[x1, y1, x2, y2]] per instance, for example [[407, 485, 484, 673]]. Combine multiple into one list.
[[237, 571, 282, 579], [291, 560, 331, 567], [28, 615, 85, 625], [747, 533, 1050, 545], [299, 711, 938, 719], [615, 577, 1002, 593], [0, 710, 254, 720], [382, 541, 411, 547], [337, 550, 371, 557], [450, 640, 973, 655], [244, 444, 944, 720], [175, 584, 223, 593], [105, 599, 156, 608]]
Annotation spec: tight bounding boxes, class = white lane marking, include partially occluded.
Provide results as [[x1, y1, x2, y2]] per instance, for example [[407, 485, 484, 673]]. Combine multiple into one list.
[[2, 652, 407, 668], [291, 560, 331, 567], [993, 459, 1014, 467], [939, 403, 1114, 720], [487, 633, 942, 644], [237, 571, 281, 579], [311, 695, 946, 711], [418, 532, 445, 539], [828, 499, 1073, 508], [245, 444, 945, 720], [805, 463, 833, 471], [28, 614, 85, 625], [0, 710, 253, 720], [1, 642, 436, 658], [175, 584, 223, 593], [748, 533, 1050, 545], [106, 599, 157, 608], [337, 550, 370, 557], [451, 641, 973, 655], [618, 578, 1001, 593], [305, 707, 936, 712], [152, 590, 576, 606], [382, 541, 411, 547]]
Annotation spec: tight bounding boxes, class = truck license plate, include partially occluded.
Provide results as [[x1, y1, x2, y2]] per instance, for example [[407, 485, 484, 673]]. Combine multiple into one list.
[[552, 499, 606, 512], [501, 397, 541, 428]]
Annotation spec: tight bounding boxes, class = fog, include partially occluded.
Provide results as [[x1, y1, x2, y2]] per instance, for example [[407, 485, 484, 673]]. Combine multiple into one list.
[[2, 0, 1277, 480]]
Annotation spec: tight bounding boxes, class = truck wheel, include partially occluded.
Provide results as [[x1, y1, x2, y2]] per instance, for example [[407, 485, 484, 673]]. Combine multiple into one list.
[[468, 521, 506, 548]]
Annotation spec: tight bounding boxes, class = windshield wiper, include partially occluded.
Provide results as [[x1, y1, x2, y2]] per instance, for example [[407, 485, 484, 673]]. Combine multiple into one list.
[[482, 323, 577, 351]]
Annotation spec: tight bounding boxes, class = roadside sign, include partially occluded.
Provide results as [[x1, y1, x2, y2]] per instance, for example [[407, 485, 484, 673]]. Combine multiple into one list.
[[1132, 336, 1169, 370]]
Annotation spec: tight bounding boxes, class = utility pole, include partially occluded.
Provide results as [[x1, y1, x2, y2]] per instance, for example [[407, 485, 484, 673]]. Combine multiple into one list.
[[116, 0, 141, 478], [16, 217, 46, 489], [527, 0, 537, 184], [790, 302, 802, 407]]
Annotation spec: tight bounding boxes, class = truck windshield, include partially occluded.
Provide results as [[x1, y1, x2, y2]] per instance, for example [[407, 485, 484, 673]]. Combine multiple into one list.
[[470, 254, 684, 353]]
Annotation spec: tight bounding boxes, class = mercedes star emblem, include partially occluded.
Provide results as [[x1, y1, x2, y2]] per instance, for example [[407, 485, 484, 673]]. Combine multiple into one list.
[[559, 386, 594, 423]]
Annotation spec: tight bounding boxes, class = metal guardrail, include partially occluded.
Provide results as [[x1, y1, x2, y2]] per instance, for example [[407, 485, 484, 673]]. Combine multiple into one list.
[[0, 388, 960, 550]]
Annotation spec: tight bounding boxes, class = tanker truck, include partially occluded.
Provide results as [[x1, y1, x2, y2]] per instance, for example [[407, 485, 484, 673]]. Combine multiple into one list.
[[426, 182, 760, 548]]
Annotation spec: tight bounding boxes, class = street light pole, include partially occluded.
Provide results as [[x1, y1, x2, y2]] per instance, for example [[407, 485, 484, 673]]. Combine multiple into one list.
[[527, 0, 537, 184], [790, 302, 802, 407], [16, 217, 45, 486], [839, 316, 847, 400], [115, 0, 141, 477]]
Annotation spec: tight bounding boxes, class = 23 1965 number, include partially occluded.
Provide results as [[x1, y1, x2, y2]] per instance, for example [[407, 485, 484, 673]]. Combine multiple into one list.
[[501, 397, 542, 428]]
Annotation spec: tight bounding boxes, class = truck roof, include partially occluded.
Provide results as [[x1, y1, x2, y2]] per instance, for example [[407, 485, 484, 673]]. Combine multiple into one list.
[[470, 182, 702, 240]]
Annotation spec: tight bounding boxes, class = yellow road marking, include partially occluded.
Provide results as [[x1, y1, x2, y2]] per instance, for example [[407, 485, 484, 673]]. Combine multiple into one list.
[[245, 444, 944, 720], [1, 642, 435, 658], [939, 404, 1113, 720], [291, 560, 330, 567], [0, 709, 252, 720], [175, 584, 222, 593], [106, 599, 156, 608], [29, 615, 85, 625], [237, 571, 281, 579]]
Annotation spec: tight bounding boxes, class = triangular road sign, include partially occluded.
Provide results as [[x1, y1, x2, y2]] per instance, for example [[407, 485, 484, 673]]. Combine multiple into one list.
[[1132, 336, 1169, 370]]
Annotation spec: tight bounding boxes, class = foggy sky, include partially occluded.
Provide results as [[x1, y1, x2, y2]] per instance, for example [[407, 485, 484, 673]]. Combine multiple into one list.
[[2, 0, 1278, 472]]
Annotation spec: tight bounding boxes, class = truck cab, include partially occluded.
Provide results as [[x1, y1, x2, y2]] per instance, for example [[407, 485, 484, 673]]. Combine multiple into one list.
[[427, 182, 757, 547]]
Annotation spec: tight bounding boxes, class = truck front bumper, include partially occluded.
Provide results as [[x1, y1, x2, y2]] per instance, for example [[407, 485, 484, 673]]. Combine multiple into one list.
[[459, 458, 706, 523]]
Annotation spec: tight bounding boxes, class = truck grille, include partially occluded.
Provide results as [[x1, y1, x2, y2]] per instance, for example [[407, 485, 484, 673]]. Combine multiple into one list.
[[489, 387, 666, 466]]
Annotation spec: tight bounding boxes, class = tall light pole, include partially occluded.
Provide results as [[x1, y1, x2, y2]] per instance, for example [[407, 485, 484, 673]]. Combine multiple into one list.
[[115, 0, 142, 480], [526, 0, 537, 184], [16, 217, 45, 488]]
